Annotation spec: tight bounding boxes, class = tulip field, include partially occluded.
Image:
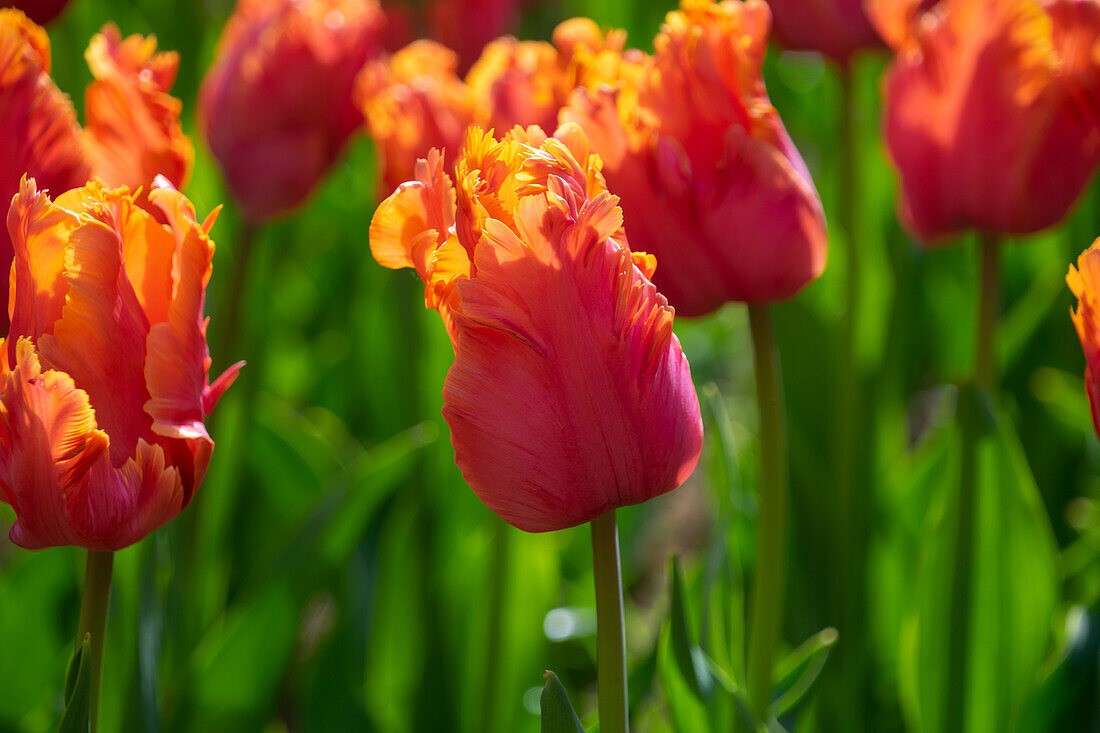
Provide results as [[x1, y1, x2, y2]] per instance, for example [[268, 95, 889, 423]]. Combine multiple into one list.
[[1, 0, 1099, 731]]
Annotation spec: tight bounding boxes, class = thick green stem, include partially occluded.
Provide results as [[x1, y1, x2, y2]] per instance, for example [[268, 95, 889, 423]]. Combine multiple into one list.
[[945, 234, 1000, 732], [591, 510, 628, 733], [75, 550, 114, 733], [481, 519, 509, 732], [746, 305, 789, 722]]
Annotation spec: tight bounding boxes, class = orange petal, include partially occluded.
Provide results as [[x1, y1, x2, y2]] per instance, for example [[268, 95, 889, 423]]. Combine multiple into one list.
[[36, 188, 153, 466], [6, 177, 79, 356]]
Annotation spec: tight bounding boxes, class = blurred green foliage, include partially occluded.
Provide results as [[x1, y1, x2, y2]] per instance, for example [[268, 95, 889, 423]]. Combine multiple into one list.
[[1, 0, 1099, 731]]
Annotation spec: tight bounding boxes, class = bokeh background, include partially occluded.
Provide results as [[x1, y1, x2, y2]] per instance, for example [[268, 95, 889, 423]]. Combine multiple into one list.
[[1, 0, 1099, 731]]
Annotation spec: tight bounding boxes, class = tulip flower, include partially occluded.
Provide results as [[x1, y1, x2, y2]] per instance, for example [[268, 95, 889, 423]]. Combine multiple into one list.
[[874, 0, 1100, 242], [1, 10, 191, 327], [198, 0, 387, 224], [1, 177, 241, 551], [82, 24, 193, 213], [370, 122, 702, 733], [562, 0, 827, 315], [425, 0, 520, 72], [356, 40, 478, 193], [371, 124, 702, 530], [766, 0, 883, 63], [1069, 238, 1100, 438]]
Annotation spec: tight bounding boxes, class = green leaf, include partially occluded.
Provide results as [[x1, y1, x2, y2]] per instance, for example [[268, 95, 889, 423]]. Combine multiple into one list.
[[58, 635, 91, 733], [899, 387, 1060, 732], [770, 627, 838, 719], [668, 558, 714, 701], [539, 671, 585, 733]]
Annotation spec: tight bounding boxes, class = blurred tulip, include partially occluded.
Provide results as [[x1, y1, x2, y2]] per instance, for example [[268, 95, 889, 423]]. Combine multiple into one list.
[[1, 0, 71, 25], [1069, 238, 1100, 438], [874, 0, 1100, 242], [766, 0, 883, 63], [1, 10, 190, 327], [0, 177, 242, 551], [369, 124, 703, 531], [199, 0, 386, 223], [357, 40, 477, 193], [82, 25, 193, 213], [563, 0, 827, 314], [358, 18, 620, 194]]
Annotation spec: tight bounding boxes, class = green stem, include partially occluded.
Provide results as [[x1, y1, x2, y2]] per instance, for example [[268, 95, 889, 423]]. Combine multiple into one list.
[[974, 234, 1000, 393], [832, 66, 866, 733], [75, 550, 114, 733], [481, 519, 509, 732], [945, 234, 1000, 733], [746, 305, 789, 723], [591, 510, 628, 733]]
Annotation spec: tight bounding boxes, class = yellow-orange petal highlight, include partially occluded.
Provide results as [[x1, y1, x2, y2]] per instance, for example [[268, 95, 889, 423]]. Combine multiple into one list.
[[1069, 238, 1100, 439], [0, 177, 241, 551], [368, 125, 703, 532]]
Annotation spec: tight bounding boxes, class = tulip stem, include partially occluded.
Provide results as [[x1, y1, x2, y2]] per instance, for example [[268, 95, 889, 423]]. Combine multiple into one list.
[[746, 305, 788, 724], [975, 234, 1000, 393], [831, 66, 866, 732], [945, 234, 1000, 732], [481, 518, 509, 732], [591, 510, 629, 733], [75, 550, 114, 733]]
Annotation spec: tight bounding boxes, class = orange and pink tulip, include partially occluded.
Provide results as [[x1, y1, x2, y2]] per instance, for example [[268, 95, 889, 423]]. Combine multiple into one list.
[[563, 0, 827, 314], [874, 0, 1100, 242], [369, 124, 703, 532], [0, 178, 241, 551]]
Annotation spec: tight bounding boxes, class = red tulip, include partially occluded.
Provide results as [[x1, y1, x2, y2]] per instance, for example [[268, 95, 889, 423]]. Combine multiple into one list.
[[766, 0, 883, 63], [369, 124, 703, 531], [198, 0, 387, 223], [562, 0, 827, 314], [0, 177, 241, 551], [874, 0, 1100, 242], [1070, 238, 1100, 438], [1, 0, 72, 25]]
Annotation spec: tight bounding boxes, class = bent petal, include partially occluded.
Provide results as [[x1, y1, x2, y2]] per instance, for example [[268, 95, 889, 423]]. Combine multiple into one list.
[[0, 340, 116, 550]]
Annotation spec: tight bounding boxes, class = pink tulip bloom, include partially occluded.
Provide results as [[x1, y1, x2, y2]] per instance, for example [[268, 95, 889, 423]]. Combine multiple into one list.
[[369, 124, 703, 531]]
